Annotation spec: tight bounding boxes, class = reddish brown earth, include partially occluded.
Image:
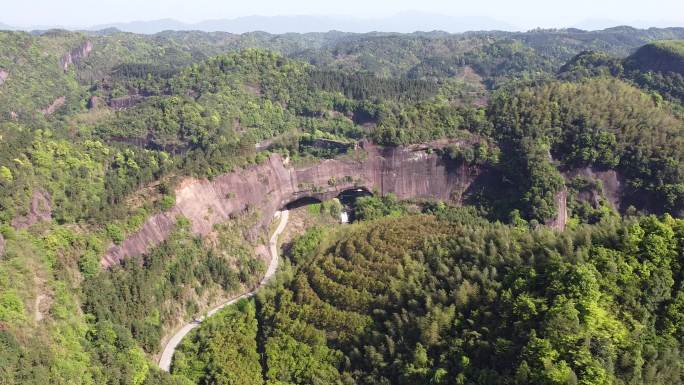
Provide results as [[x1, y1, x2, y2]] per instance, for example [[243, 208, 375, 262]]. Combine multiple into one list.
[[60, 40, 93, 71], [101, 142, 479, 267], [12, 190, 53, 229], [40, 96, 66, 116], [88, 96, 102, 109]]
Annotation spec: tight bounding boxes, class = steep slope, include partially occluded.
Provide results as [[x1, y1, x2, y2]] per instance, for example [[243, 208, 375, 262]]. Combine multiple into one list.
[[102, 141, 480, 267], [624, 40, 684, 75]]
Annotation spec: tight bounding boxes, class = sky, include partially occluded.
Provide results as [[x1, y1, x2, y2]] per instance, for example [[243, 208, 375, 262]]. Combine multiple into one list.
[[3, 0, 684, 30]]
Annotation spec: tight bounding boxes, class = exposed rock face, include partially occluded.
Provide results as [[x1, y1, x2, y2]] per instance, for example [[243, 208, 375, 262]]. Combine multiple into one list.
[[102, 143, 478, 267], [41, 96, 66, 116], [88, 96, 102, 109], [0, 69, 8, 86], [60, 40, 93, 71], [547, 189, 568, 231], [12, 190, 53, 229], [565, 167, 621, 209], [108, 95, 144, 110], [0, 234, 5, 257]]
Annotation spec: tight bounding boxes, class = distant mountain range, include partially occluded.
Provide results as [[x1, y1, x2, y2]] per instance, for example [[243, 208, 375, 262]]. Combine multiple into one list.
[[1, 13, 682, 35], [5, 13, 521, 34], [88, 13, 522, 34], [0, 22, 15, 31], [572, 18, 684, 31]]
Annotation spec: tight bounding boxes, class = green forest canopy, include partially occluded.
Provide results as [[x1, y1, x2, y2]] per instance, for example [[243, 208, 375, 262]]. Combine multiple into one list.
[[0, 27, 683, 385]]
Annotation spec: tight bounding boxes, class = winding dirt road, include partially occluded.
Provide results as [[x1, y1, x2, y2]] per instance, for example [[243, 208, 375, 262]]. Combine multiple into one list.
[[158, 210, 289, 372]]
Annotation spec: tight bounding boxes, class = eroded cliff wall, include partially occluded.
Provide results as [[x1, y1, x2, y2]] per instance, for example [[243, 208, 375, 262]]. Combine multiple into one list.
[[101, 143, 477, 267], [60, 40, 93, 71]]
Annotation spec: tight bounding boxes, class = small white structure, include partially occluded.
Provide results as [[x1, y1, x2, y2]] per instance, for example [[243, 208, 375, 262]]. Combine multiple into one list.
[[340, 211, 349, 224]]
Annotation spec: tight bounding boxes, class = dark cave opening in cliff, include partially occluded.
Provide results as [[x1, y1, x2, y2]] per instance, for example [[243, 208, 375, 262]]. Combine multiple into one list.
[[337, 187, 373, 206], [285, 196, 323, 210], [338, 188, 373, 223]]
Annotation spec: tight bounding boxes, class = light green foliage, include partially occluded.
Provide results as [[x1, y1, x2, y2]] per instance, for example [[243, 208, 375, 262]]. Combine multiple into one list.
[[353, 193, 406, 221], [105, 223, 125, 244], [159, 194, 175, 211], [489, 77, 684, 220], [173, 300, 263, 385], [0, 291, 25, 322]]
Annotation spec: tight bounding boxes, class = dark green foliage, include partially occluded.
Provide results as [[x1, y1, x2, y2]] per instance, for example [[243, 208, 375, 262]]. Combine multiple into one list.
[[1, 27, 684, 385], [82, 219, 259, 353], [559, 41, 684, 104], [489, 77, 684, 219], [306, 70, 438, 102], [213, 214, 684, 385], [558, 50, 624, 80], [624, 40, 684, 75]]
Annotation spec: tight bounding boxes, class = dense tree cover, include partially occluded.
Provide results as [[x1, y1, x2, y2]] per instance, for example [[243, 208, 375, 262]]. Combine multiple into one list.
[[1, 26, 684, 385], [488, 78, 684, 221], [0, 122, 173, 226], [4, 27, 683, 125], [624, 41, 684, 76], [292, 28, 684, 80], [558, 42, 684, 104], [623, 41, 684, 105], [305, 70, 438, 102], [0, 31, 86, 123], [557, 51, 624, 81], [0, 208, 264, 385], [83, 216, 263, 353], [92, 49, 495, 161], [177, 211, 684, 385], [172, 300, 263, 385], [353, 194, 407, 221]]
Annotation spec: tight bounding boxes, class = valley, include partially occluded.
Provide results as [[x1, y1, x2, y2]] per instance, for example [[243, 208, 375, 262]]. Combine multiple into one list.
[[0, 21, 682, 385]]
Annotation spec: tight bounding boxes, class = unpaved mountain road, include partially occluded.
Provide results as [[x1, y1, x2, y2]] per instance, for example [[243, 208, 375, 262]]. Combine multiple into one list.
[[158, 210, 289, 372]]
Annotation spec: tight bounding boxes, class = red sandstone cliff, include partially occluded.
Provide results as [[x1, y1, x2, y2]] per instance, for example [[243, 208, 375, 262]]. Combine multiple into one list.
[[60, 40, 93, 71], [101, 143, 477, 267]]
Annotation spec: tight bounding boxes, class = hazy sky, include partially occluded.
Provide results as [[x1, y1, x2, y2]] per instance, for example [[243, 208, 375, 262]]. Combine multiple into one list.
[[4, 0, 684, 29]]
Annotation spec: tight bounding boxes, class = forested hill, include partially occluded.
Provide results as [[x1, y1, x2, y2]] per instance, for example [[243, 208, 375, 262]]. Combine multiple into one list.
[[559, 39, 684, 104], [0, 25, 683, 385], [175, 210, 684, 385], [625, 40, 684, 74], [2, 26, 684, 120]]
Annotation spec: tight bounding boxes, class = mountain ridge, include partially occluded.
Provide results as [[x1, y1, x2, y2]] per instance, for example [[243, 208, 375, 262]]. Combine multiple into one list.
[[87, 13, 520, 34]]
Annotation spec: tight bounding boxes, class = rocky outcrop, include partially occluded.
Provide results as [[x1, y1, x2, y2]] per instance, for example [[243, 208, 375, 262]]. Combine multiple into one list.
[[108, 95, 144, 110], [101, 142, 478, 267], [60, 40, 93, 71], [88, 96, 102, 109], [547, 189, 568, 231], [0, 69, 8, 86], [41, 96, 66, 116], [12, 190, 52, 229], [0, 234, 5, 257], [565, 167, 621, 209]]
